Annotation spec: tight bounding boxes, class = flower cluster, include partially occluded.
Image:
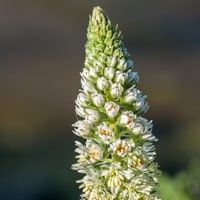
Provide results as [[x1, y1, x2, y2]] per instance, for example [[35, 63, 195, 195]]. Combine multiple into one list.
[[72, 6, 160, 200]]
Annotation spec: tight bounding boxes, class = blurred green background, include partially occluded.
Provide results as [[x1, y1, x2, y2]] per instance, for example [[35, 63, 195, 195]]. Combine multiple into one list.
[[0, 0, 199, 199]]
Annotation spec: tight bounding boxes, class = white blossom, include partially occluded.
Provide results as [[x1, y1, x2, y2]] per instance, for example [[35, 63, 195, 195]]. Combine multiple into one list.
[[73, 120, 92, 136], [91, 93, 105, 107], [81, 68, 90, 80], [135, 96, 149, 113], [104, 67, 116, 80], [102, 166, 124, 194], [97, 77, 109, 91], [107, 170, 123, 194], [131, 118, 152, 134], [116, 58, 127, 71], [75, 106, 85, 118], [107, 56, 117, 67], [123, 88, 138, 103], [88, 67, 98, 79], [85, 109, 100, 122], [119, 111, 136, 128], [114, 71, 128, 85], [97, 122, 114, 143], [81, 79, 96, 94], [110, 83, 124, 99], [105, 102, 120, 118], [126, 71, 139, 85], [93, 60, 105, 72]]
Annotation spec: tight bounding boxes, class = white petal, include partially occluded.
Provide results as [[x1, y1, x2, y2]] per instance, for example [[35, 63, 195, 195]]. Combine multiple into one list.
[[85, 109, 100, 122], [110, 83, 124, 99], [97, 77, 109, 91], [105, 102, 120, 118], [91, 93, 105, 107]]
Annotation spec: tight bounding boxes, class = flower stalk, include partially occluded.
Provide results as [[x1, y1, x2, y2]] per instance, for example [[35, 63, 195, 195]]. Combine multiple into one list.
[[72, 6, 160, 200]]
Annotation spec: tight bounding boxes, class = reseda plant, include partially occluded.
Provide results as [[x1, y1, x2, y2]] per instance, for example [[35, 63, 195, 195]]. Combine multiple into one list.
[[72, 6, 160, 200]]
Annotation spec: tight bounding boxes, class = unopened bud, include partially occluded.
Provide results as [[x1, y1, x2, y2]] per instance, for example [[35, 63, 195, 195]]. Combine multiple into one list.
[[110, 83, 124, 99], [104, 67, 116, 80], [97, 77, 109, 91], [119, 111, 136, 128], [105, 102, 120, 118], [114, 71, 128, 85]]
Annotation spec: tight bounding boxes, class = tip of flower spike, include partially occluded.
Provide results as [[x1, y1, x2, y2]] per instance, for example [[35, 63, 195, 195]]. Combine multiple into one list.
[[92, 6, 104, 16], [91, 6, 108, 25]]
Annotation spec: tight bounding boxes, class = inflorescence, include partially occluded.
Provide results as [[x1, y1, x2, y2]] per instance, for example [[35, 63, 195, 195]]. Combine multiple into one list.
[[72, 6, 160, 200]]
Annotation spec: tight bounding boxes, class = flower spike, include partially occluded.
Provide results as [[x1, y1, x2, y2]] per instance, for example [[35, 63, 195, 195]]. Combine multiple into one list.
[[72, 6, 161, 200]]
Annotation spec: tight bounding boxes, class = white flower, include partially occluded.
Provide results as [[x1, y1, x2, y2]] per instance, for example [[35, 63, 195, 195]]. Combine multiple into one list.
[[126, 71, 139, 85], [116, 58, 127, 71], [87, 142, 103, 163], [91, 93, 105, 107], [119, 111, 136, 128], [110, 138, 132, 157], [76, 92, 90, 107], [85, 109, 100, 122], [131, 118, 153, 134], [73, 120, 92, 136], [81, 68, 90, 80], [107, 170, 123, 193], [132, 122, 145, 134], [104, 67, 116, 80], [132, 154, 146, 168], [81, 79, 96, 94], [105, 102, 120, 118], [88, 67, 98, 79], [82, 67, 98, 80], [102, 166, 124, 194], [122, 169, 134, 180], [97, 122, 114, 143], [114, 71, 128, 85], [97, 77, 109, 91], [123, 88, 138, 103], [75, 106, 85, 118], [135, 96, 149, 113], [142, 133, 158, 142], [78, 176, 112, 200], [132, 117, 153, 133], [110, 83, 124, 99]]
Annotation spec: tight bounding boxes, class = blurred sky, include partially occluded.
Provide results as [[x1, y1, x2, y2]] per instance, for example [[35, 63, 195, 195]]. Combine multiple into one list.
[[0, 0, 200, 199]]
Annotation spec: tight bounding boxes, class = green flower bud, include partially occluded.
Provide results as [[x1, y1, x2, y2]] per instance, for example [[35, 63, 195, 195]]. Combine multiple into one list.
[[107, 56, 118, 68], [97, 122, 114, 143], [87, 141, 103, 163], [91, 93, 105, 107], [73, 120, 92, 137], [104, 67, 116, 80]]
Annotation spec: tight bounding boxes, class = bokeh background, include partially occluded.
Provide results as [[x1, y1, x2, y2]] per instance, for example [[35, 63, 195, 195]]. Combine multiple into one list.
[[0, 0, 199, 199]]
